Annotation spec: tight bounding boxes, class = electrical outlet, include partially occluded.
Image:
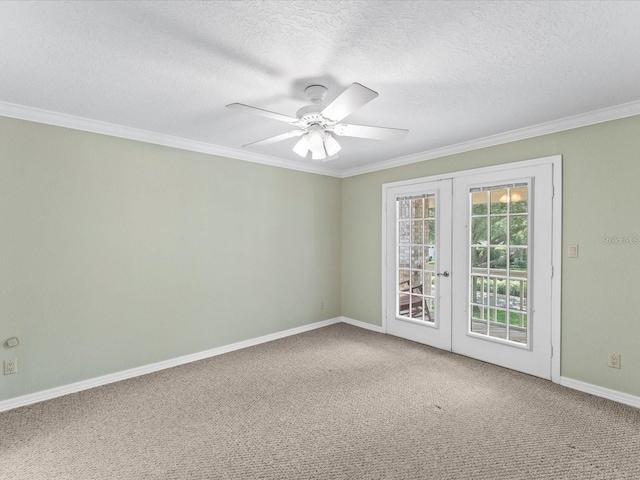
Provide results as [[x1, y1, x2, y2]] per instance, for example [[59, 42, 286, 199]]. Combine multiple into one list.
[[4, 358, 17, 375], [608, 353, 621, 369]]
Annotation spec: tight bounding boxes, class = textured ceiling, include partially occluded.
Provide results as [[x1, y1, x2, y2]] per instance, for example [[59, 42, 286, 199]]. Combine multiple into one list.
[[2, 1, 640, 175]]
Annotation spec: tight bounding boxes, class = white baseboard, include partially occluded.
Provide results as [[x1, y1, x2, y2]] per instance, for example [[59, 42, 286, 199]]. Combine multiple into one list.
[[560, 377, 640, 409], [340, 316, 385, 333], [0, 317, 341, 413], [5, 319, 637, 413]]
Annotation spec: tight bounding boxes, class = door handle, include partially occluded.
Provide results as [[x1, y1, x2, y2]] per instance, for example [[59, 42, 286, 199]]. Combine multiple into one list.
[[437, 271, 450, 277]]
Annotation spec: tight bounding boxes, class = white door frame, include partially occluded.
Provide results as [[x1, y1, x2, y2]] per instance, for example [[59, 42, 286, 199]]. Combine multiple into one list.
[[381, 155, 562, 383]]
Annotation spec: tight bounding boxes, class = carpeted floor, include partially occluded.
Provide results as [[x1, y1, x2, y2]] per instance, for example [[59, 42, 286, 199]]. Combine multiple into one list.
[[1, 323, 639, 479]]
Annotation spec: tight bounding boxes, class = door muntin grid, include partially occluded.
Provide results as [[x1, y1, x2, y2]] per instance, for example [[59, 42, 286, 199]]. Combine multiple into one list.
[[469, 183, 530, 346], [397, 194, 437, 323]]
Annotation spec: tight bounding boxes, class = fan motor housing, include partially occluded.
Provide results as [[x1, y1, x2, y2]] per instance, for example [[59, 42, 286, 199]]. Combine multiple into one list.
[[296, 105, 336, 130]]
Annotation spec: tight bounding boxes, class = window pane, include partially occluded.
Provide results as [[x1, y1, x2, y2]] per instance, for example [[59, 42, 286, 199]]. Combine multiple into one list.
[[410, 295, 422, 319], [399, 246, 410, 268], [411, 220, 424, 244], [489, 247, 507, 271], [397, 193, 438, 325], [426, 196, 436, 218], [490, 216, 507, 245], [510, 215, 527, 245], [509, 187, 528, 213], [410, 270, 423, 290], [399, 199, 410, 219], [425, 246, 435, 266], [490, 189, 508, 214], [471, 191, 488, 215], [399, 221, 410, 243], [509, 247, 527, 272], [426, 220, 435, 244], [471, 275, 482, 304], [411, 246, 424, 269], [508, 279, 524, 309], [411, 198, 424, 219], [471, 247, 488, 269], [471, 217, 488, 245], [425, 297, 435, 323], [471, 319, 488, 334]]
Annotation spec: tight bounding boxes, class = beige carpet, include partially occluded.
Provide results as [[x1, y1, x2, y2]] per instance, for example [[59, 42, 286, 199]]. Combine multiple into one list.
[[1, 323, 639, 479]]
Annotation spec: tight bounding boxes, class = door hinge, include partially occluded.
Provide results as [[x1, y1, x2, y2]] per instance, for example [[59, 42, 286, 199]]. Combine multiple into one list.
[[551, 345, 554, 357]]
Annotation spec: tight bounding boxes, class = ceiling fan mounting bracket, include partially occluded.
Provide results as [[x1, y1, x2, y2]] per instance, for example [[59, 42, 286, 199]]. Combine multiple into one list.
[[304, 84, 327, 104]]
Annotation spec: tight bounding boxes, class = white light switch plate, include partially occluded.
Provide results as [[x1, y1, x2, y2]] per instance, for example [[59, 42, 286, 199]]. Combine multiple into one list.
[[568, 244, 579, 258]]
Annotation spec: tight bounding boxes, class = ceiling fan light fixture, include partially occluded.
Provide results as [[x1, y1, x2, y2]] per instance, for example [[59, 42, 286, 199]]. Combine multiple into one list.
[[323, 132, 341, 157], [293, 135, 309, 157], [307, 128, 325, 154], [311, 148, 327, 161]]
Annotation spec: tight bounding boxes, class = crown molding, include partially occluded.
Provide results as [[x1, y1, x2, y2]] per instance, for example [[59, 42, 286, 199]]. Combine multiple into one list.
[[0, 101, 342, 178], [340, 99, 640, 178], [2, 98, 640, 180]]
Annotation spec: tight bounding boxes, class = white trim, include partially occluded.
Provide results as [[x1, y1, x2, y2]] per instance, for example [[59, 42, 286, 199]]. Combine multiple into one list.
[[341, 100, 640, 178], [0, 101, 342, 178], [1, 98, 639, 180], [2, 317, 637, 412], [560, 377, 640, 410], [550, 161, 562, 383], [340, 316, 384, 333], [382, 155, 561, 189], [0, 317, 341, 413]]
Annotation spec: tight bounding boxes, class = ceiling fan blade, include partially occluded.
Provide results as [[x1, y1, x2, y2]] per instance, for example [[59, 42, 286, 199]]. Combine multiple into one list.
[[320, 83, 378, 122], [243, 130, 304, 148], [333, 123, 409, 141], [226, 103, 298, 123]]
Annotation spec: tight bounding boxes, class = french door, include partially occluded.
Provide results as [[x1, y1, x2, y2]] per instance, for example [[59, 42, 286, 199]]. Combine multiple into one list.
[[384, 179, 452, 350], [384, 160, 558, 380], [451, 163, 554, 379]]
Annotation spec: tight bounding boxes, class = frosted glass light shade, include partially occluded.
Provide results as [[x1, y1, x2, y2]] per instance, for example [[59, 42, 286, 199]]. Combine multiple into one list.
[[324, 133, 341, 157], [293, 136, 309, 157], [312, 148, 326, 160], [307, 130, 325, 154]]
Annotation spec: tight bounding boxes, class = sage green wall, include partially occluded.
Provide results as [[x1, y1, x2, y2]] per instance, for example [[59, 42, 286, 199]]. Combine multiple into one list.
[[342, 115, 640, 397], [0, 116, 342, 402], [3, 112, 639, 404]]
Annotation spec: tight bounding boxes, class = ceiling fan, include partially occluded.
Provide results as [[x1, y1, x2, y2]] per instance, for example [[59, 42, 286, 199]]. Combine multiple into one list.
[[226, 83, 409, 161]]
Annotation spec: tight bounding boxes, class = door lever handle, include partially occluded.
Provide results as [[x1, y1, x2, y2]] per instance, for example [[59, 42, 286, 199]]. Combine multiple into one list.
[[437, 271, 450, 277]]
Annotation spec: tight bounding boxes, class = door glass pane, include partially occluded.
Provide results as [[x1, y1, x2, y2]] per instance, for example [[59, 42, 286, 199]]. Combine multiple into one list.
[[411, 246, 424, 269], [471, 217, 488, 245], [490, 216, 507, 245], [412, 220, 424, 244], [399, 198, 410, 218], [399, 221, 410, 243], [471, 191, 488, 215], [426, 196, 436, 218], [397, 194, 437, 323], [399, 246, 410, 268], [469, 184, 529, 345], [411, 198, 424, 218], [509, 215, 527, 245]]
